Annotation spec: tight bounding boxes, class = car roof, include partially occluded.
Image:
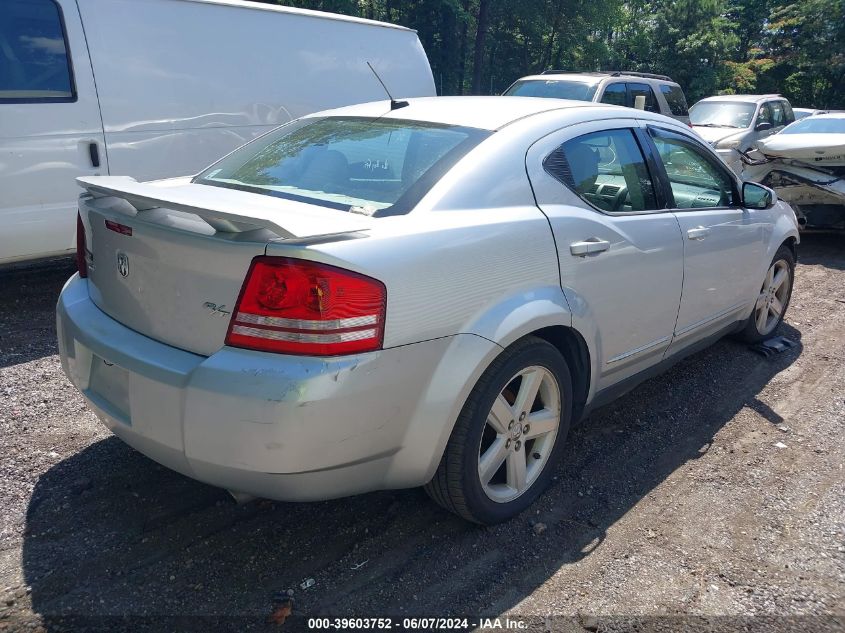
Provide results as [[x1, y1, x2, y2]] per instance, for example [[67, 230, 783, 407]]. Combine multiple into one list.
[[696, 94, 784, 104], [515, 74, 605, 85], [515, 72, 678, 86], [306, 96, 628, 131], [517, 72, 680, 86]]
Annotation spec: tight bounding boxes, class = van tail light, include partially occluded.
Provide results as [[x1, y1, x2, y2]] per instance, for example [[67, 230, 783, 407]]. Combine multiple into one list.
[[76, 212, 88, 278], [225, 257, 386, 356]]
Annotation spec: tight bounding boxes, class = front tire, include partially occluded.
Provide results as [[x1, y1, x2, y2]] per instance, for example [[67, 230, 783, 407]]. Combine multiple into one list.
[[425, 336, 573, 525], [739, 245, 795, 343]]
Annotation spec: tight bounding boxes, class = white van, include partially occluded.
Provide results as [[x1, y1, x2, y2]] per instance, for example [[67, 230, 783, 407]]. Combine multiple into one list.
[[0, 0, 435, 265]]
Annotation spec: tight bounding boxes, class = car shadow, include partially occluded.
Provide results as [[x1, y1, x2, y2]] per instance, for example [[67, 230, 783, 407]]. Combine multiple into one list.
[[796, 231, 845, 271], [0, 259, 76, 369], [20, 323, 802, 629]]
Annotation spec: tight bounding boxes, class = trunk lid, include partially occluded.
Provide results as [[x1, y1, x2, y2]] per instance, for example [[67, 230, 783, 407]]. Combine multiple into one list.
[[78, 176, 373, 356]]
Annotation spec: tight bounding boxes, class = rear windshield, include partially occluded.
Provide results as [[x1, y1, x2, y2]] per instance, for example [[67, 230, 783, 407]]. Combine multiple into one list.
[[194, 117, 488, 216], [781, 117, 845, 134], [660, 84, 689, 116], [504, 79, 599, 102]]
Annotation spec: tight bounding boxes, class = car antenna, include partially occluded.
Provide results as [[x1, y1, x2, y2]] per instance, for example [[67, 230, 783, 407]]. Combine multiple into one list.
[[367, 62, 409, 110]]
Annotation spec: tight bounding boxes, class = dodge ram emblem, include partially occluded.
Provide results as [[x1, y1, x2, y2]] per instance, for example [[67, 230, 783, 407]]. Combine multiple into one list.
[[116, 252, 129, 278]]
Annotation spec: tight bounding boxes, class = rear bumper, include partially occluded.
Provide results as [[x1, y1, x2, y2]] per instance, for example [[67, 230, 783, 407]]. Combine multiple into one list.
[[57, 275, 499, 501]]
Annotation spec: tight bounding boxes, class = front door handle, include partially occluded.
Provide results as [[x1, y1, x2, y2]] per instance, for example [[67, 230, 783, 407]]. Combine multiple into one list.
[[687, 227, 710, 240], [570, 238, 611, 256]]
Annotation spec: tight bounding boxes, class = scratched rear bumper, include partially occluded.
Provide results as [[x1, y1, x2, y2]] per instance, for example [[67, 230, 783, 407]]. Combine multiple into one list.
[[57, 274, 494, 500]]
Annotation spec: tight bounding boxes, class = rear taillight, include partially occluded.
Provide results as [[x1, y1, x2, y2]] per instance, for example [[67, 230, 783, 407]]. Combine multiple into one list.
[[225, 257, 386, 356], [76, 212, 88, 278]]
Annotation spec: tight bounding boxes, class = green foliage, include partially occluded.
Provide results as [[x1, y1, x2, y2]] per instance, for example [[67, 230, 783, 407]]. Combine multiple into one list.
[[254, 0, 844, 108]]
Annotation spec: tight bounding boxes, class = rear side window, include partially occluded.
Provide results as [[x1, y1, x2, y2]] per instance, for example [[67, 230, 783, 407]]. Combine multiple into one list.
[[782, 101, 795, 124], [0, 0, 74, 102], [544, 129, 658, 213], [660, 84, 689, 116], [628, 83, 659, 113], [600, 83, 627, 107]]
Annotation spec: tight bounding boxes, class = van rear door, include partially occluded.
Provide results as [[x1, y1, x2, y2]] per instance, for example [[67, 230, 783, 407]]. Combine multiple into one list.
[[0, 0, 105, 265]]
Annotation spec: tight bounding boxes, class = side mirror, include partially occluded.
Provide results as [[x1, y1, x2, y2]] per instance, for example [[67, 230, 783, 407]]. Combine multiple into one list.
[[742, 181, 777, 209], [756, 121, 773, 131]]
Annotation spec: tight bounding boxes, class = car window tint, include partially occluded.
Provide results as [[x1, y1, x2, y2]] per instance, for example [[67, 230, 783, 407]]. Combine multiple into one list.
[[660, 84, 690, 116], [544, 129, 658, 213], [782, 101, 795, 124], [600, 83, 627, 107], [628, 83, 659, 113], [0, 0, 73, 101], [770, 101, 786, 127], [757, 103, 774, 126], [651, 131, 735, 209]]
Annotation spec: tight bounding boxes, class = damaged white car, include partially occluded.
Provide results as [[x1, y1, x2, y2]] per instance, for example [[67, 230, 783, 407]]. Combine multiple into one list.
[[741, 113, 845, 229]]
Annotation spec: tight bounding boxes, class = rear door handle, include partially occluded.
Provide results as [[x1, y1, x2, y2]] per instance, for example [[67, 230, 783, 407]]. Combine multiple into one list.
[[687, 227, 710, 240], [570, 238, 611, 256]]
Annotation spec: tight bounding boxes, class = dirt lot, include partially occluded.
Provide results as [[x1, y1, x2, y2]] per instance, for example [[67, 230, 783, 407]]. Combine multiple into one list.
[[1, 234, 844, 633]]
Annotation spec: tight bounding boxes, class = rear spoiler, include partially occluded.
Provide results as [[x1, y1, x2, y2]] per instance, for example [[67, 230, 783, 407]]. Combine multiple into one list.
[[77, 176, 374, 240]]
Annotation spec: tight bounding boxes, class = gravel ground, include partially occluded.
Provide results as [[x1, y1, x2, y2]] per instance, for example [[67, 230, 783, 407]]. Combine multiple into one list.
[[0, 235, 843, 633]]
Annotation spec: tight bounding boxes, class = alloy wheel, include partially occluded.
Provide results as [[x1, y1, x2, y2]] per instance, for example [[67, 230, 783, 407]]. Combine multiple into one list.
[[477, 366, 561, 503], [754, 259, 791, 336]]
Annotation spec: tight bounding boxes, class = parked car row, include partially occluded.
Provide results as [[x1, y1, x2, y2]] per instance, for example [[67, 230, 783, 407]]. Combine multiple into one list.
[[503, 69, 843, 229]]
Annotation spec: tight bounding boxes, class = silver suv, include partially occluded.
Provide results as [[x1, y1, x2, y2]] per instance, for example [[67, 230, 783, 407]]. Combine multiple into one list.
[[690, 94, 796, 152], [503, 71, 691, 124]]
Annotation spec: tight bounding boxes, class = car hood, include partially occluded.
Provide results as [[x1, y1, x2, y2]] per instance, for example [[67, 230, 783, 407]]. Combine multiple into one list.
[[691, 126, 747, 144], [758, 133, 845, 156]]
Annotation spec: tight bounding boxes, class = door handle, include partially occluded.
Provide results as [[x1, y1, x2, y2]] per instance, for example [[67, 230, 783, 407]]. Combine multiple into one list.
[[88, 142, 100, 168], [687, 227, 710, 240], [570, 238, 611, 256]]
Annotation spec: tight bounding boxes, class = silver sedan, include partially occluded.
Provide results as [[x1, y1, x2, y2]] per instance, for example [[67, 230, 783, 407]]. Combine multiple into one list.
[[57, 97, 799, 524]]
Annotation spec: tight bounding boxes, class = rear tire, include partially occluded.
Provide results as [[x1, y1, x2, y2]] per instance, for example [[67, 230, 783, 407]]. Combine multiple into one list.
[[424, 336, 573, 525], [738, 245, 795, 343]]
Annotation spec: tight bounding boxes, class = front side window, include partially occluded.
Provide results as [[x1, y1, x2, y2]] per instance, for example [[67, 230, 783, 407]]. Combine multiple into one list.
[[0, 0, 74, 101], [504, 79, 599, 102], [690, 101, 756, 129], [757, 103, 774, 127], [545, 129, 658, 213], [628, 83, 659, 113], [600, 83, 627, 107], [770, 101, 786, 127], [194, 117, 488, 216], [660, 84, 690, 116], [650, 129, 735, 209]]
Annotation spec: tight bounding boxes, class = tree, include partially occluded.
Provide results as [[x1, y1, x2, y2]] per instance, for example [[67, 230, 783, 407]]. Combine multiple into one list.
[[257, 0, 844, 107], [470, 0, 491, 94]]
